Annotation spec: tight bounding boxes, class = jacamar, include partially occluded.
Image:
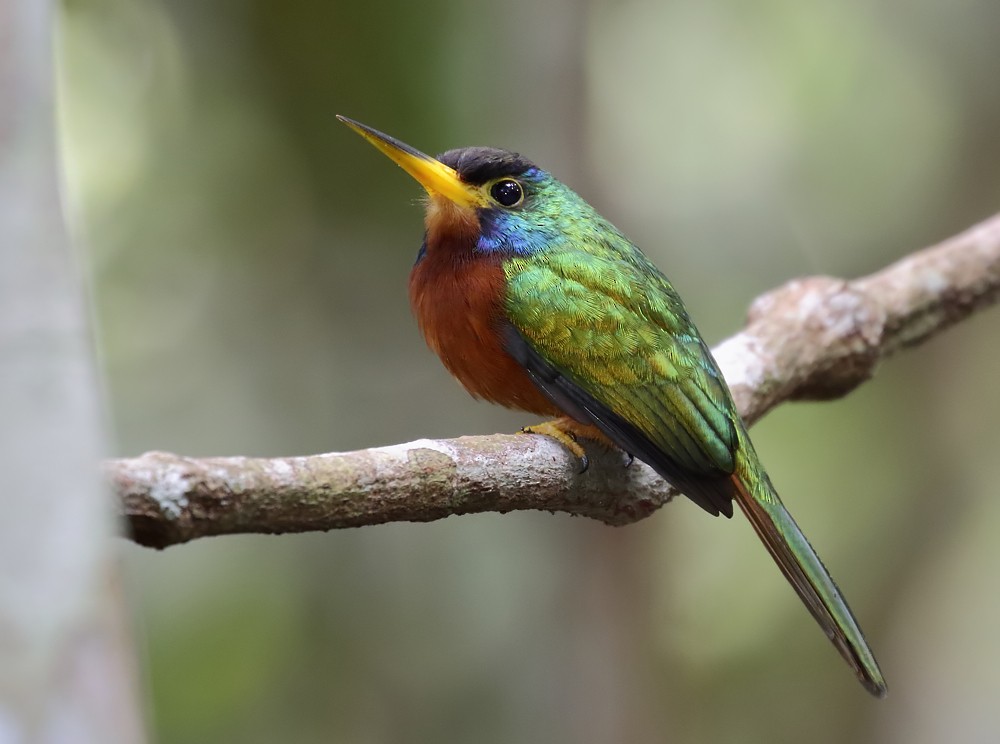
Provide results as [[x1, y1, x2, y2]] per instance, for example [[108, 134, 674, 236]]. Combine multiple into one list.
[[338, 115, 887, 697]]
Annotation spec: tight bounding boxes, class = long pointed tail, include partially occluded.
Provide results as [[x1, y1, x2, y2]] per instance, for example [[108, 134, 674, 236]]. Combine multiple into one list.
[[731, 455, 887, 698]]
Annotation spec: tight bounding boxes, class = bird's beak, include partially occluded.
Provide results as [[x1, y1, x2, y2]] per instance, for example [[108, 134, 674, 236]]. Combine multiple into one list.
[[337, 115, 485, 209]]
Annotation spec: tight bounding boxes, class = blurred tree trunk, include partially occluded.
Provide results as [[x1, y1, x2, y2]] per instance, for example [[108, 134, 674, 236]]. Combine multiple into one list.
[[0, 1, 145, 741]]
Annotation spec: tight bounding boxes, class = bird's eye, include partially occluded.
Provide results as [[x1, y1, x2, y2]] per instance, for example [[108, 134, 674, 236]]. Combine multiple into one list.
[[489, 179, 524, 207]]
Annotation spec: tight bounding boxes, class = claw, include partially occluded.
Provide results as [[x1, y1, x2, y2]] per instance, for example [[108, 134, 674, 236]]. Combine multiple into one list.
[[565, 431, 590, 473], [624, 452, 635, 468]]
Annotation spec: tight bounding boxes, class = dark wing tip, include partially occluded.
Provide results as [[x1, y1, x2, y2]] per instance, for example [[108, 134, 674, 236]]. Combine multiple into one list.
[[501, 324, 735, 516]]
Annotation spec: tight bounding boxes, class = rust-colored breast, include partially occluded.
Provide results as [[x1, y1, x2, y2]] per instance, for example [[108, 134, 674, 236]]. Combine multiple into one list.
[[408, 203, 558, 416]]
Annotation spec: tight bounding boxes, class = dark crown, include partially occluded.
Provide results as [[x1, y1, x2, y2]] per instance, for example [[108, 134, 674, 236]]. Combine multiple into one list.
[[437, 147, 535, 185]]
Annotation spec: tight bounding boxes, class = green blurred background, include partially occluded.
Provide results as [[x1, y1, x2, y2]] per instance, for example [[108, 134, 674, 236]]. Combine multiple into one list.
[[57, 0, 1000, 741]]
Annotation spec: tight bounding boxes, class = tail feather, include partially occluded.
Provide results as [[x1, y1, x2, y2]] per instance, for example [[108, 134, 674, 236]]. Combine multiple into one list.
[[730, 471, 887, 698]]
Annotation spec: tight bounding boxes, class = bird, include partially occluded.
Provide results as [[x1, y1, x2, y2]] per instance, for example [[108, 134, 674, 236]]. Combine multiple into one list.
[[337, 114, 887, 698]]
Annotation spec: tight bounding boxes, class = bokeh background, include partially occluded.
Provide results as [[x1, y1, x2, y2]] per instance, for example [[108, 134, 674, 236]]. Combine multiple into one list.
[[57, 0, 1000, 742]]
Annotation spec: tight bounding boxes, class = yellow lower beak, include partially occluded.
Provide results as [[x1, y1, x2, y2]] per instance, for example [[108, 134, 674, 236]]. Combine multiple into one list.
[[337, 116, 486, 210]]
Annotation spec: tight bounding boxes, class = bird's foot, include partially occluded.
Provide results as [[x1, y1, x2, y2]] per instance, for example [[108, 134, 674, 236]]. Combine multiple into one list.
[[521, 421, 588, 473], [520, 417, 606, 474]]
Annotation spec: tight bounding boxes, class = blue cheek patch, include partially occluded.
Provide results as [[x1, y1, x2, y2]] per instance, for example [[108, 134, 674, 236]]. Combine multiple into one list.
[[476, 208, 558, 256], [473, 169, 561, 256]]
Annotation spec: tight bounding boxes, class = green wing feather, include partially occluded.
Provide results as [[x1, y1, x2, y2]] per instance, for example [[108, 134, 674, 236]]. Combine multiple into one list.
[[503, 246, 739, 498]]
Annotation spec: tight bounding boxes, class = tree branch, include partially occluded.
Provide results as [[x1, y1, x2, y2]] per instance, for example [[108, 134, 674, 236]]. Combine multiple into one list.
[[112, 213, 1000, 548]]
